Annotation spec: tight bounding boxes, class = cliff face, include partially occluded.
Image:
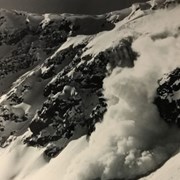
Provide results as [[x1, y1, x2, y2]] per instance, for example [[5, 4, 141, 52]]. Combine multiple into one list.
[[0, 7, 137, 151], [0, 1, 179, 180], [155, 68, 180, 126]]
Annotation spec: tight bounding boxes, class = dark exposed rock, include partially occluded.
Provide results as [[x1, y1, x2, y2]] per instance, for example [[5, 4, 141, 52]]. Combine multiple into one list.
[[155, 68, 180, 126], [25, 37, 138, 147], [44, 145, 63, 158], [0, 9, 138, 151]]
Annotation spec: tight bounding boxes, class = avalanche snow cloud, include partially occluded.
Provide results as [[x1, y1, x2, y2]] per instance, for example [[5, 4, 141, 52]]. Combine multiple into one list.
[[0, 4, 180, 180], [63, 37, 180, 180], [62, 8, 180, 180]]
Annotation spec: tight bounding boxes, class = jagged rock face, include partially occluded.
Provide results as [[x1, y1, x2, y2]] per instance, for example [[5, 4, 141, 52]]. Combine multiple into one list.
[[0, 10, 116, 88], [25, 37, 137, 148], [0, 8, 139, 155], [155, 68, 180, 126]]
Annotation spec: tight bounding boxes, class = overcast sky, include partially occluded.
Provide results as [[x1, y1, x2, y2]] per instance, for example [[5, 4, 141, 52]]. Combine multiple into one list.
[[0, 0, 147, 14]]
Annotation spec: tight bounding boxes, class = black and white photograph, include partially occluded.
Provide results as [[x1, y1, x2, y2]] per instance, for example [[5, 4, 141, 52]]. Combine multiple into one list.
[[0, 0, 179, 180]]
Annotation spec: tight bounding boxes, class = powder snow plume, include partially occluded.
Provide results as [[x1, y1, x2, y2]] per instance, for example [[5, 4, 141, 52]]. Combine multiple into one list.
[[63, 36, 180, 180]]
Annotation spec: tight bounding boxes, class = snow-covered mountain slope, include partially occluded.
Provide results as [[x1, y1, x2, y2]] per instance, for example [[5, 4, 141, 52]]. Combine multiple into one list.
[[0, 0, 179, 180]]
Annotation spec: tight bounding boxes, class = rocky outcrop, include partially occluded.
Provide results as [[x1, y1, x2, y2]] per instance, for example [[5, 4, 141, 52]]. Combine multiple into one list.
[[0, 10, 116, 83], [0, 7, 138, 157], [155, 68, 180, 126], [0, 6, 159, 158], [24, 37, 137, 148]]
